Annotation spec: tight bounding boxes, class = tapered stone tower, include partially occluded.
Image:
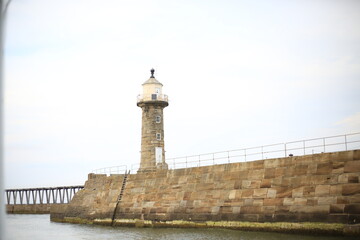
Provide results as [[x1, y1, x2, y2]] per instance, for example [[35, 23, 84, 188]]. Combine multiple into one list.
[[137, 69, 169, 172]]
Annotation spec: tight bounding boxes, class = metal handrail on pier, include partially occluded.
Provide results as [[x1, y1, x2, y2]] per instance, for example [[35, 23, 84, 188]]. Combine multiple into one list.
[[94, 132, 360, 174]]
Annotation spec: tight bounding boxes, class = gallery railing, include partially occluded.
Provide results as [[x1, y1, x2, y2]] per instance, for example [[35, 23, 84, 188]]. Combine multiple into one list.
[[137, 94, 168, 103], [93, 132, 360, 174]]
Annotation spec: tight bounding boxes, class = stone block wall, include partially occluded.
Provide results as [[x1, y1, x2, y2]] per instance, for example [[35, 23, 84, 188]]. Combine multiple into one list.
[[7, 204, 52, 214], [116, 150, 360, 223], [51, 150, 360, 224], [51, 174, 125, 221]]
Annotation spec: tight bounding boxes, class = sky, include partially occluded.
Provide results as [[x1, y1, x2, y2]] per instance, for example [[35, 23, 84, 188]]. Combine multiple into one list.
[[3, 0, 360, 189]]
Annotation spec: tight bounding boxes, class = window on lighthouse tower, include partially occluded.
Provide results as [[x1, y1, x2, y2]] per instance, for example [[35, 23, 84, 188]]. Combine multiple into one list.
[[156, 115, 161, 123], [156, 133, 161, 140]]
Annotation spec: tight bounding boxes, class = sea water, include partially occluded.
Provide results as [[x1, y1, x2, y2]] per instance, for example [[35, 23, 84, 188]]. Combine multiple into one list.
[[4, 214, 358, 240]]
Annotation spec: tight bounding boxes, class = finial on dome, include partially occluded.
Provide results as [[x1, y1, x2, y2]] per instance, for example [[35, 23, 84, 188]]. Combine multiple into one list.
[[150, 68, 155, 78]]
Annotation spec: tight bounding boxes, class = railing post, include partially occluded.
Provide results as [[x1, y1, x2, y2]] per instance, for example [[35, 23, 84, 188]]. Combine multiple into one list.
[[284, 143, 287, 157], [213, 153, 215, 165], [228, 151, 230, 163], [244, 149, 247, 162], [19, 191, 24, 205], [303, 140, 305, 155], [39, 190, 43, 204], [199, 155, 201, 166], [261, 146, 264, 159], [6, 191, 11, 205], [323, 138, 326, 153], [31, 190, 37, 204], [345, 134, 348, 151], [12, 191, 17, 205], [45, 189, 50, 204], [185, 157, 187, 168], [26, 190, 30, 204]]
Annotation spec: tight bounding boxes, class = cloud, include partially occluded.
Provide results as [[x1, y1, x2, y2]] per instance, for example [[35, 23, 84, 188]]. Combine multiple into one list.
[[3, 0, 360, 188]]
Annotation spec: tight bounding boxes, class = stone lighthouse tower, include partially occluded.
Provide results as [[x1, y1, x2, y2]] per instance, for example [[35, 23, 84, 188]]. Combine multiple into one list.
[[137, 69, 169, 172]]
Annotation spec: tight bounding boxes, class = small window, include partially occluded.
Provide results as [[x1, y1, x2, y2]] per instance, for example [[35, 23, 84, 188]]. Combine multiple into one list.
[[156, 133, 161, 140], [156, 115, 161, 123]]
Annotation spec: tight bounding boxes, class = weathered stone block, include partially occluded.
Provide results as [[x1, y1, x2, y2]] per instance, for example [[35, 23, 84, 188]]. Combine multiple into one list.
[[292, 187, 304, 198], [247, 169, 264, 180], [349, 175, 359, 183], [244, 199, 253, 206], [275, 168, 287, 178], [294, 198, 307, 205], [242, 180, 261, 189], [267, 189, 277, 198], [240, 206, 262, 214], [354, 150, 360, 160], [264, 168, 275, 179], [260, 179, 271, 188], [293, 164, 308, 176], [228, 190, 236, 200], [271, 177, 290, 187], [275, 206, 290, 213], [308, 163, 317, 174], [253, 199, 264, 206], [234, 181, 241, 189], [330, 185, 342, 195], [211, 206, 220, 215], [253, 189, 268, 198], [289, 176, 307, 188], [343, 184, 360, 196], [316, 163, 332, 175], [344, 160, 360, 173], [262, 206, 276, 214], [344, 204, 360, 214], [338, 174, 348, 183], [264, 159, 278, 168], [263, 198, 283, 206], [276, 187, 292, 198], [283, 198, 294, 206], [306, 198, 318, 206], [290, 205, 329, 214], [241, 189, 254, 198], [332, 162, 344, 174], [317, 196, 336, 205], [315, 185, 330, 196], [330, 204, 345, 213], [250, 160, 265, 170], [348, 194, 360, 203]]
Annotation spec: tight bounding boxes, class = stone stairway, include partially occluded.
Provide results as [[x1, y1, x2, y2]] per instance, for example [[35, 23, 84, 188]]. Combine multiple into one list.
[[111, 170, 130, 225]]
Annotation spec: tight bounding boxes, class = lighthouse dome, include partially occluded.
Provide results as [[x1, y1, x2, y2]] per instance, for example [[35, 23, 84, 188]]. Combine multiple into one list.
[[138, 69, 168, 103]]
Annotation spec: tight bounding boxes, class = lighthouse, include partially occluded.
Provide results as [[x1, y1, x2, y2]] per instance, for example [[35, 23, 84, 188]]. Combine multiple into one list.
[[137, 69, 169, 172]]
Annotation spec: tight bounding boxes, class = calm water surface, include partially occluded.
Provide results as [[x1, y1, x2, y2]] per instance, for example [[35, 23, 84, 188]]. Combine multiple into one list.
[[5, 214, 358, 240]]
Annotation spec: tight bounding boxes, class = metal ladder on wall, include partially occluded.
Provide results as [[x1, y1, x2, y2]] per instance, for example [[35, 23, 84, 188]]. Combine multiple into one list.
[[111, 170, 130, 225]]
